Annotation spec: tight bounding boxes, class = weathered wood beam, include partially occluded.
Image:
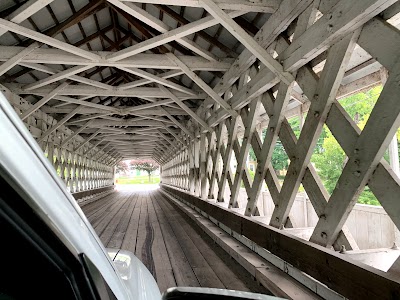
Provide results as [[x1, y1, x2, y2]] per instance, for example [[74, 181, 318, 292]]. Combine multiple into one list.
[[8, 84, 205, 99], [167, 53, 237, 117], [20, 82, 69, 120], [201, 0, 294, 85], [0, 47, 234, 71], [118, 0, 279, 13], [270, 31, 360, 229], [117, 66, 194, 95], [154, 4, 237, 57], [107, 3, 243, 61], [0, 0, 55, 37], [0, 18, 100, 61], [158, 85, 210, 131], [24, 65, 92, 90]]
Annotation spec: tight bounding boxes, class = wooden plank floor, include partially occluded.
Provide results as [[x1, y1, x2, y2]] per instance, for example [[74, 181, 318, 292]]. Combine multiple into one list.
[[81, 188, 270, 294]]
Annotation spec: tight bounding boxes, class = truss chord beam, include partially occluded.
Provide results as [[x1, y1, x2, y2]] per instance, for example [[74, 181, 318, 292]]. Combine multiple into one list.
[[310, 58, 400, 247], [0, 0, 55, 37], [229, 98, 261, 208], [0, 18, 100, 61], [24, 65, 93, 91], [20, 82, 69, 120], [0, 43, 38, 76], [38, 106, 82, 143], [106, 4, 244, 61], [167, 53, 238, 117], [158, 84, 211, 131], [200, 0, 294, 85], [269, 30, 360, 229]]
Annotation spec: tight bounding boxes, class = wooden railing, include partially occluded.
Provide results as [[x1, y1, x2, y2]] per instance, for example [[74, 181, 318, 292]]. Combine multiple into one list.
[[161, 184, 400, 300]]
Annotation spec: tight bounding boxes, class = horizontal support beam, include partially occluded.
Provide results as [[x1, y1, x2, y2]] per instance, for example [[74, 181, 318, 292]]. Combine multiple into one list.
[[118, 0, 279, 13], [0, 46, 235, 71], [7, 84, 206, 99]]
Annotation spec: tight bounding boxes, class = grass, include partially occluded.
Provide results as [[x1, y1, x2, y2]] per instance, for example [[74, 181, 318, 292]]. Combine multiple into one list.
[[116, 175, 160, 184]]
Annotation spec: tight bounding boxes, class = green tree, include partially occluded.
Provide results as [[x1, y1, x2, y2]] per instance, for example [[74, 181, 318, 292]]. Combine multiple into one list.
[[310, 86, 396, 206], [271, 142, 289, 174], [312, 128, 344, 193], [129, 159, 159, 183]]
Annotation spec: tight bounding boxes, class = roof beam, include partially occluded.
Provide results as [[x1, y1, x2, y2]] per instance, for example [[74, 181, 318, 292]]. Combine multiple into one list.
[[0, 0, 55, 37], [0, 47, 234, 71], [7, 84, 205, 99], [167, 53, 237, 117], [107, 0, 218, 61], [19, 62, 113, 90], [20, 82, 69, 120], [118, 70, 184, 90], [0, 43, 38, 76], [154, 4, 237, 57], [118, 0, 279, 13], [38, 106, 82, 142], [39, 0, 106, 42], [200, 0, 294, 85], [107, 3, 244, 61], [23, 65, 92, 90], [158, 85, 211, 131], [117, 66, 195, 95], [0, 18, 100, 61]]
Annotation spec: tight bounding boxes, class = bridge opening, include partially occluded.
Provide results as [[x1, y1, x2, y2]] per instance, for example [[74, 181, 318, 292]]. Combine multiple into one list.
[[115, 159, 160, 191]]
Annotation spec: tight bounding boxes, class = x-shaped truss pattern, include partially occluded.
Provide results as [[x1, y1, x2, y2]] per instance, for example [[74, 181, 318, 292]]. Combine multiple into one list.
[[161, 0, 400, 254], [1, 0, 400, 295]]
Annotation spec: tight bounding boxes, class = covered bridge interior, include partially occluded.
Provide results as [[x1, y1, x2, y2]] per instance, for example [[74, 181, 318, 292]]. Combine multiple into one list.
[[1, 0, 400, 298]]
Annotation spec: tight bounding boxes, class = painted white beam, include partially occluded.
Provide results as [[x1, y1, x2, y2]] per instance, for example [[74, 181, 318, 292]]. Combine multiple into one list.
[[67, 113, 113, 125], [107, 0, 217, 61], [107, 0, 219, 61], [201, 0, 294, 85], [24, 65, 92, 90], [0, 0, 55, 37], [167, 53, 237, 117], [60, 120, 93, 147], [88, 119, 166, 127], [117, 66, 195, 95], [0, 43, 38, 76], [20, 82, 69, 120], [37, 106, 82, 142], [119, 70, 184, 90], [7, 84, 206, 99], [107, 5, 244, 61], [160, 107, 193, 137], [20, 62, 113, 90], [74, 129, 102, 152], [0, 47, 234, 70], [158, 85, 211, 131], [119, 0, 279, 13], [52, 96, 120, 112], [0, 19, 100, 61], [281, 0, 397, 72], [124, 99, 176, 114]]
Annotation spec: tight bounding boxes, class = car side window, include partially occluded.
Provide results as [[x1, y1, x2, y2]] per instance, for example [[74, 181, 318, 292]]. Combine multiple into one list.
[[0, 173, 102, 300]]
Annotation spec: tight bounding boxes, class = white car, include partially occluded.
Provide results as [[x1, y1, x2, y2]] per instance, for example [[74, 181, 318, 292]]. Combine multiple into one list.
[[0, 93, 281, 300]]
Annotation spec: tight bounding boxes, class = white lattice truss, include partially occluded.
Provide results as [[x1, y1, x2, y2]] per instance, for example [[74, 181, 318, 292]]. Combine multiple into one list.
[[1, 0, 400, 298]]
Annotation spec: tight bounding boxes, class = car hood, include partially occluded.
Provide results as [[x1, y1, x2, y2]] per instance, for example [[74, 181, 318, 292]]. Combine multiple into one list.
[[107, 249, 161, 300]]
